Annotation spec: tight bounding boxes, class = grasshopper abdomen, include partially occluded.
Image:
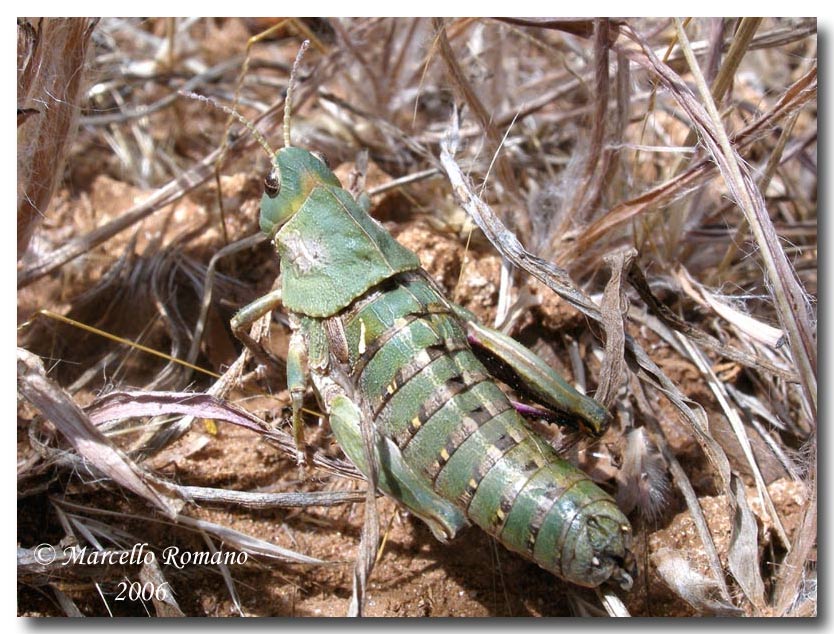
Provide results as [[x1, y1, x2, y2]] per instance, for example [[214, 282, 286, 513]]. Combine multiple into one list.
[[326, 271, 633, 588]]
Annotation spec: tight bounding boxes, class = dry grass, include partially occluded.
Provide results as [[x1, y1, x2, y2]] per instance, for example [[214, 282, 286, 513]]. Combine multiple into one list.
[[17, 18, 816, 617]]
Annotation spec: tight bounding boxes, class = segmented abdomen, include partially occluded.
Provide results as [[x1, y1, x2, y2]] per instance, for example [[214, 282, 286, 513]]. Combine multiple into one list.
[[336, 271, 629, 587]]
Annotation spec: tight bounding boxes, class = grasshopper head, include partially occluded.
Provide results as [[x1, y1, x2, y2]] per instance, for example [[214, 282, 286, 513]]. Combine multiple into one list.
[[259, 147, 341, 238]]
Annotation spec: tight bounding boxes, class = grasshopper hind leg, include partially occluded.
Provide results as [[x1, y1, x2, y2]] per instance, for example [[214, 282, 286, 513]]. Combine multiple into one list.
[[322, 385, 470, 543], [448, 301, 611, 437]]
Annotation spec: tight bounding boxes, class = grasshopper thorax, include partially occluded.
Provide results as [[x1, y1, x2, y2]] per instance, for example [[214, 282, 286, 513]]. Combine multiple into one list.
[[259, 146, 341, 238], [260, 146, 420, 318]]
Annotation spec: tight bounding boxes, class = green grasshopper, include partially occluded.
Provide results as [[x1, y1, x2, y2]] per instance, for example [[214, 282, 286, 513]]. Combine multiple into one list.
[[226, 67, 635, 593]]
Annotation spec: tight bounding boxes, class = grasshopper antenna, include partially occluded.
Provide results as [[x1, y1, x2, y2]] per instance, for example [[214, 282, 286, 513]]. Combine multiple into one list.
[[283, 39, 311, 148], [180, 90, 275, 159]]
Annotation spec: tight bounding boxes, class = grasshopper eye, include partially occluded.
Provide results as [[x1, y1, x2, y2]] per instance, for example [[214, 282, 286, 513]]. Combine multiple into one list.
[[264, 167, 281, 198], [310, 150, 330, 169]]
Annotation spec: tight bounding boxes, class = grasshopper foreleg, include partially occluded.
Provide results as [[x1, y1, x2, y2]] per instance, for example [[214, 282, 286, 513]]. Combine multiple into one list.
[[232, 289, 317, 465], [286, 326, 310, 465], [232, 287, 307, 464], [231, 288, 285, 376]]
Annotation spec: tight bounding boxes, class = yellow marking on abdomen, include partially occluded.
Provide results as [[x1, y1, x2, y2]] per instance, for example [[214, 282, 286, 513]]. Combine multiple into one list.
[[358, 319, 367, 355]]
